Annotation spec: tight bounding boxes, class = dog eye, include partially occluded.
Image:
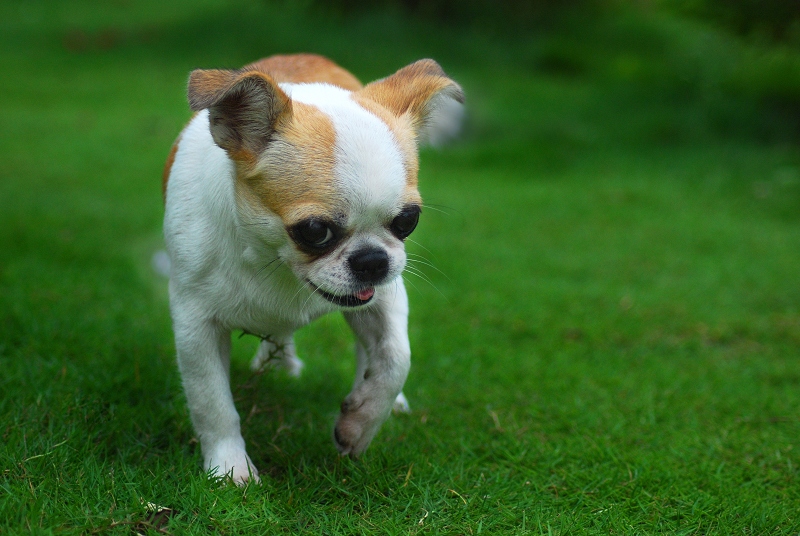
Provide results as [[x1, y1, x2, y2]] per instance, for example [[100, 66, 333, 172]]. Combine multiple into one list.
[[292, 220, 335, 249], [390, 206, 420, 240]]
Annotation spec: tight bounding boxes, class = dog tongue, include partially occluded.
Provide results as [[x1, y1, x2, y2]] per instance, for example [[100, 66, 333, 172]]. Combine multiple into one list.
[[355, 288, 375, 301]]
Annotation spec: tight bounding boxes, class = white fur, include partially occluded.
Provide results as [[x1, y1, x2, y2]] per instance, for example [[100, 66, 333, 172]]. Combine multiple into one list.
[[165, 93, 413, 485], [281, 83, 407, 219]]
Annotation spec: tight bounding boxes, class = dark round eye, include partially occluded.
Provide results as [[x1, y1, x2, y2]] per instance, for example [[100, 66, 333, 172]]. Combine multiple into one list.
[[292, 220, 334, 249], [390, 206, 420, 239]]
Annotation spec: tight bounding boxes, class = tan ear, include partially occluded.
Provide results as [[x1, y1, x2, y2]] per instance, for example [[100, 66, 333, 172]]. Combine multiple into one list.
[[359, 59, 464, 142], [187, 69, 292, 157]]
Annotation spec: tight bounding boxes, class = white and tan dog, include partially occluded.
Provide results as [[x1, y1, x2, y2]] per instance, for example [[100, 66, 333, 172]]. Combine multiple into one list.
[[162, 54, 463, 484]]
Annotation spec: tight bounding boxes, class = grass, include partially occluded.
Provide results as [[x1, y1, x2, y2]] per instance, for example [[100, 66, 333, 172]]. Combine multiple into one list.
[[2, 0, 800, 533]]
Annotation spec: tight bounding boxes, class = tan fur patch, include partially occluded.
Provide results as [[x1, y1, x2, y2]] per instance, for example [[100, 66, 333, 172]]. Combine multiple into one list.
[[171, 56, 438, 218], [245, 54, 363, 91], [237, 101, 342, 223], [162, 136, 180, 202], [358, 59, 464, 132], [186, 69, 240, 109]]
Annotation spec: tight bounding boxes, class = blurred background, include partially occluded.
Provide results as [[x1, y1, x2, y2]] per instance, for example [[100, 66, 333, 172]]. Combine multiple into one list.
[[2, 0, 800, 531]]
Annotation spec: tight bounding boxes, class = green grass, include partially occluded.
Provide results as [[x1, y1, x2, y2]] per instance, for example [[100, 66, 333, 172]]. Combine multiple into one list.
[[2, 0, 800, 533]]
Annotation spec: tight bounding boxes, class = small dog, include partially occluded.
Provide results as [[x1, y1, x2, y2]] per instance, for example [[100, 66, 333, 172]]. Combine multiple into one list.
[[162, 54, 463, 484]]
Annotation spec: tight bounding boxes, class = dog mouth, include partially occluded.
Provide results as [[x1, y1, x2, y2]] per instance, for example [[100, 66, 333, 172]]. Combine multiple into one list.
[[308, 282, 375, 307]]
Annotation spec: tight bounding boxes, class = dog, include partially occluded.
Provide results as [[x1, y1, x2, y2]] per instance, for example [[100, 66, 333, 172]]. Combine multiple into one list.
[[162, 54, 463, 484]]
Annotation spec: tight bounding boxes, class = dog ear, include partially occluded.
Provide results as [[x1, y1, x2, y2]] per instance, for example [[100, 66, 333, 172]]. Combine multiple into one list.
[[188, 69, 292, 158], [359, 59, 464, 145]]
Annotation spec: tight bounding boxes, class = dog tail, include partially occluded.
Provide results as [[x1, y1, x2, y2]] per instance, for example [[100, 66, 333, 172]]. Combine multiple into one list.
[[419, 96, 465, 148], [151, 249, 171, 278]]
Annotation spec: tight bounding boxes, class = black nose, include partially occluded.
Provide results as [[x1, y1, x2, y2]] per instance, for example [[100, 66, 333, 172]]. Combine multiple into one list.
[[348, 248, 389, 284]]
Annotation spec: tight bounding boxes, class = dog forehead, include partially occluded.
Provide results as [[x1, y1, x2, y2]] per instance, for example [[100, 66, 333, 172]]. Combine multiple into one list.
[[281, 83, 409, 219]]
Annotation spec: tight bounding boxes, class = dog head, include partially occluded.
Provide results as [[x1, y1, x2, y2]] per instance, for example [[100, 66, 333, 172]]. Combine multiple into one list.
[[187, 59, 463, 308]]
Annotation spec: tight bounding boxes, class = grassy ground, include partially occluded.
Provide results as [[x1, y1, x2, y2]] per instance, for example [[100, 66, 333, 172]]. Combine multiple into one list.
[[2, 0, 800, 533]]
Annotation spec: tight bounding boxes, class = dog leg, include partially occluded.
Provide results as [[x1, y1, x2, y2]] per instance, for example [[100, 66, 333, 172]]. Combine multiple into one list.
[[174, 313, 259, 485], [250, 335, 304, 377], [335, 279, 411, 456]]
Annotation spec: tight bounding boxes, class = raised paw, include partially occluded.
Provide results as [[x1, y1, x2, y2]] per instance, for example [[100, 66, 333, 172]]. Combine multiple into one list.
[[333, 394, 393, 457]]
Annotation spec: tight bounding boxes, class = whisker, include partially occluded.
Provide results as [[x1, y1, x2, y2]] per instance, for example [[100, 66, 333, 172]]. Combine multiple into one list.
[[406, 238, 438, 260], [301, 285, 320, 314], [292, 279, 316, 314], [248, 257, 282, 288], [420, 203, 460, 217], [402, 272, 424, 296], [403, 266, 436, 287], [406, 256, 452, 282], [404, 273, 448, 304], [422, 202, 457, 210], [406, 252, 432, 261], [403, 267, 450, 303], [266, 259, 287, 277]]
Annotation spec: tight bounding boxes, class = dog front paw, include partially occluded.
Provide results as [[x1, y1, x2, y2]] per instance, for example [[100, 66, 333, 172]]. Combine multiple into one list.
[[204, 440, 260, 486], [333, 394, 392, 457]]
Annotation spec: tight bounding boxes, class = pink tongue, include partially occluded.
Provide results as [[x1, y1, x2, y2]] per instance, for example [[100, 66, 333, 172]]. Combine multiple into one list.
[[355, 288, 375, 301]]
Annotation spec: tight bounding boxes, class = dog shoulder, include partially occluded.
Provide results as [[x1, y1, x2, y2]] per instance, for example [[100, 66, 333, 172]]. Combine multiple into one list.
[[162, 112, 204, 203], [163, 111, 232, 212]]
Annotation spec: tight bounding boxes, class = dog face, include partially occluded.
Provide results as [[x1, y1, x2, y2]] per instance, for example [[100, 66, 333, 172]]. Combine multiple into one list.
[[187, 61, 463, 308]]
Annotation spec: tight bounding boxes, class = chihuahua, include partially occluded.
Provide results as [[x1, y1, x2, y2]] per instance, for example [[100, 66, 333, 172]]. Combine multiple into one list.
[[162, 54, 463, 484]]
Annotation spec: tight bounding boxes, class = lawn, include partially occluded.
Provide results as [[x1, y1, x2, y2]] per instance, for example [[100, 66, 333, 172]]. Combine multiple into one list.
[[1, 0, 799, 533]]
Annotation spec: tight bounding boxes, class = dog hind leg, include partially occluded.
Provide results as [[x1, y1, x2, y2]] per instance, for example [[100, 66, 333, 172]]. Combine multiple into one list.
[[250, 335, 304, 377]]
